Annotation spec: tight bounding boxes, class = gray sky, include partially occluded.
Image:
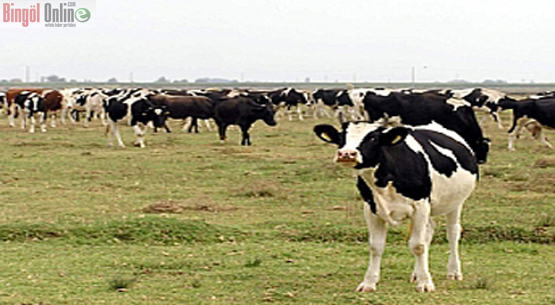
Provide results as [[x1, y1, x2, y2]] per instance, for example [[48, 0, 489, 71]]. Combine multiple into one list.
[[2, 0, 555, 83]]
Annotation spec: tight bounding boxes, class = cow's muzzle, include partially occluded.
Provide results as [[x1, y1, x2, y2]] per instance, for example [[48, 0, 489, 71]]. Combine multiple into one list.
[[336, 150, 359, 164]]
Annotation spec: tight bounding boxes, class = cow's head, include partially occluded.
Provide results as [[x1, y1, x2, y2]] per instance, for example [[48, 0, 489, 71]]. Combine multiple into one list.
[[471, 138, 490, 165], [140, 99, 169, 128], [258, 102, 277, 127], [314, 122, 409, 169]]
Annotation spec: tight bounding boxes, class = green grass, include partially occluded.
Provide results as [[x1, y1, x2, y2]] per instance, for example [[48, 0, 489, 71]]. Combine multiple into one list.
[[0, 109, 554, 304]]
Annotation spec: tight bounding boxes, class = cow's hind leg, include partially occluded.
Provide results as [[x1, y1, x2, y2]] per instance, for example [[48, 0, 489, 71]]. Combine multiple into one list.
[[357, 204, 388, 292], [446, 206, 463, 281]]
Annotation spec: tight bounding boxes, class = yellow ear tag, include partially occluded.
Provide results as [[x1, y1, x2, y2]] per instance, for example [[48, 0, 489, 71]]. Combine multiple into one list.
[[391, 135, 403, 145], [321, 133, 332, 141]]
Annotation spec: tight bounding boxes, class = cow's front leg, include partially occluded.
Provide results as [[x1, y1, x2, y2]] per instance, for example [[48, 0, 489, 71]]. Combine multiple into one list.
[[240, 124, 251, 146], [357, 204, 388, 292], [40, 112, 47, 132], [216, 121, 227, 142], [409, 200, 435, 292], [28, 114, 36, 133], [133, 124, 147, 148]]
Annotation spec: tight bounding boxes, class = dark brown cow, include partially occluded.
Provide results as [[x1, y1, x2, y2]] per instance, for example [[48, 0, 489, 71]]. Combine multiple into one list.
[[148, 95, 215, 133], [214, 96, 277, 145], [42, 90, 64, 128]]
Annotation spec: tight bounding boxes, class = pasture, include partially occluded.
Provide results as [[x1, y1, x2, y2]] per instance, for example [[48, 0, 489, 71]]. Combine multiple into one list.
[[0, 104, 554, 304]]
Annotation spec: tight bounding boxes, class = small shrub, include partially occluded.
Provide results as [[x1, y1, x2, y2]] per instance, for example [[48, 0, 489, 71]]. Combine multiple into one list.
[[108, 276, 137, 291], [245, 258, 262, 268], [471, 276, 493, 290]]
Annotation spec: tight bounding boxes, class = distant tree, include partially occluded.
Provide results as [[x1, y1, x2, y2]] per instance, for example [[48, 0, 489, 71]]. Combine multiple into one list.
[[45, 75, 66, 83], [155, 76, 170, 83], [482, 79, 507, 84], [195, 77, 238, 83], [1, 79, 8, 83], [9, 78, 23, 83], [108, 77, 118, 83], [172, 79, 189, 83]]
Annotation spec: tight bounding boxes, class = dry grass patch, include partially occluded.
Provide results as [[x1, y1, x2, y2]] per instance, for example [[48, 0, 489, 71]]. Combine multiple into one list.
[[142, 198, 237, 214], [232, 181, 286, 199], [533, 157, 555, 168]]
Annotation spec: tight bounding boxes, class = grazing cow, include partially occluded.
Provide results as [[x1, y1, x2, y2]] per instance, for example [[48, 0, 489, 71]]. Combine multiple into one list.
[[148, 95, 215, 133], [103, 93, 169, 148], [439, 88, 515, 129], [363, 91, 490, 164], [268, 88, 308, 121], [314, 120, 478, 292], [214, 96, 277, 145], [498, 97, 555, 150], [4, 88, 45, 127]]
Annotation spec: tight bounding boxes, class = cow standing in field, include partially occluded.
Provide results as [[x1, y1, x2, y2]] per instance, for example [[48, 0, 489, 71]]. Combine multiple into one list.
[[148, 95, 215, 133], [363, 91, 490, 164], [4, 88, 45, 127], [214, 96, 277, 145], [268, 88, 308, 121], [314, 120, 478, 292], [439, 88, 514, 129], [13, 90, 62, 133], [14, 92, 45, 133], [498, 96, 555, 150], [103, 92, 169, 148]]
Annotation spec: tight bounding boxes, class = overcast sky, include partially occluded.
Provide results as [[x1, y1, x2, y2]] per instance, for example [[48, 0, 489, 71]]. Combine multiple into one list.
[[2, 0, 554, 83]]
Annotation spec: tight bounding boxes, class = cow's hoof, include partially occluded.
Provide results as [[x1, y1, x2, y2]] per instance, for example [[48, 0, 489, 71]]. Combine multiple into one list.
[[356, 282, 377, 292], [447, 273, 463, 281], [415, 282, 435, 293]]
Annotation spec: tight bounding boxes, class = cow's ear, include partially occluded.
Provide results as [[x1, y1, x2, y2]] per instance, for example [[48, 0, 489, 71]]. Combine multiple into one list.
[[379, 127, 409, 146], [314, 124, 341, 145]]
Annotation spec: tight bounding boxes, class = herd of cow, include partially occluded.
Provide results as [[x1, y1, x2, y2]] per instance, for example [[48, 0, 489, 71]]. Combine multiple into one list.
[[0, 84, 554, 292], [0, 86, 553, 151], [0, 86, 553, 150]]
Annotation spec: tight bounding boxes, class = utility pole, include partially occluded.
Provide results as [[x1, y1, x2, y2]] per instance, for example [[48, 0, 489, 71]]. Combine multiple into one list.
[[25, 66, 30, 83]]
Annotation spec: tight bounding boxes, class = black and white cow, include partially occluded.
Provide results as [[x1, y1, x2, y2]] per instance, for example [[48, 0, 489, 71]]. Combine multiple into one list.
[[268, 88, 308, 121], [314, 120, 478, 292], [439, 88, 515, 129], [14, 91, 47, 133], [363, 91, 490, 164], [312, 88, 356, 122], [498, 96, 555, 150], [103, 92, 169, 148], [214, 96, 277, 145]]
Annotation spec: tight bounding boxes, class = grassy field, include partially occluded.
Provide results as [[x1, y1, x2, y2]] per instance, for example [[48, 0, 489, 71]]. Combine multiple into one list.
[[0, 108, 554, 304]]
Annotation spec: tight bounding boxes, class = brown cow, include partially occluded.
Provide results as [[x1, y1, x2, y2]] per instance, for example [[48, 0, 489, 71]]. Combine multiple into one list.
[[148, 95, 215, 133], [41, 90, 64, 128]]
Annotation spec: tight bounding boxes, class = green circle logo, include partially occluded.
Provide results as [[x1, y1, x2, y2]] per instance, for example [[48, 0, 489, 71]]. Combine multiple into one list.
[[75, 8, 91, 22]]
